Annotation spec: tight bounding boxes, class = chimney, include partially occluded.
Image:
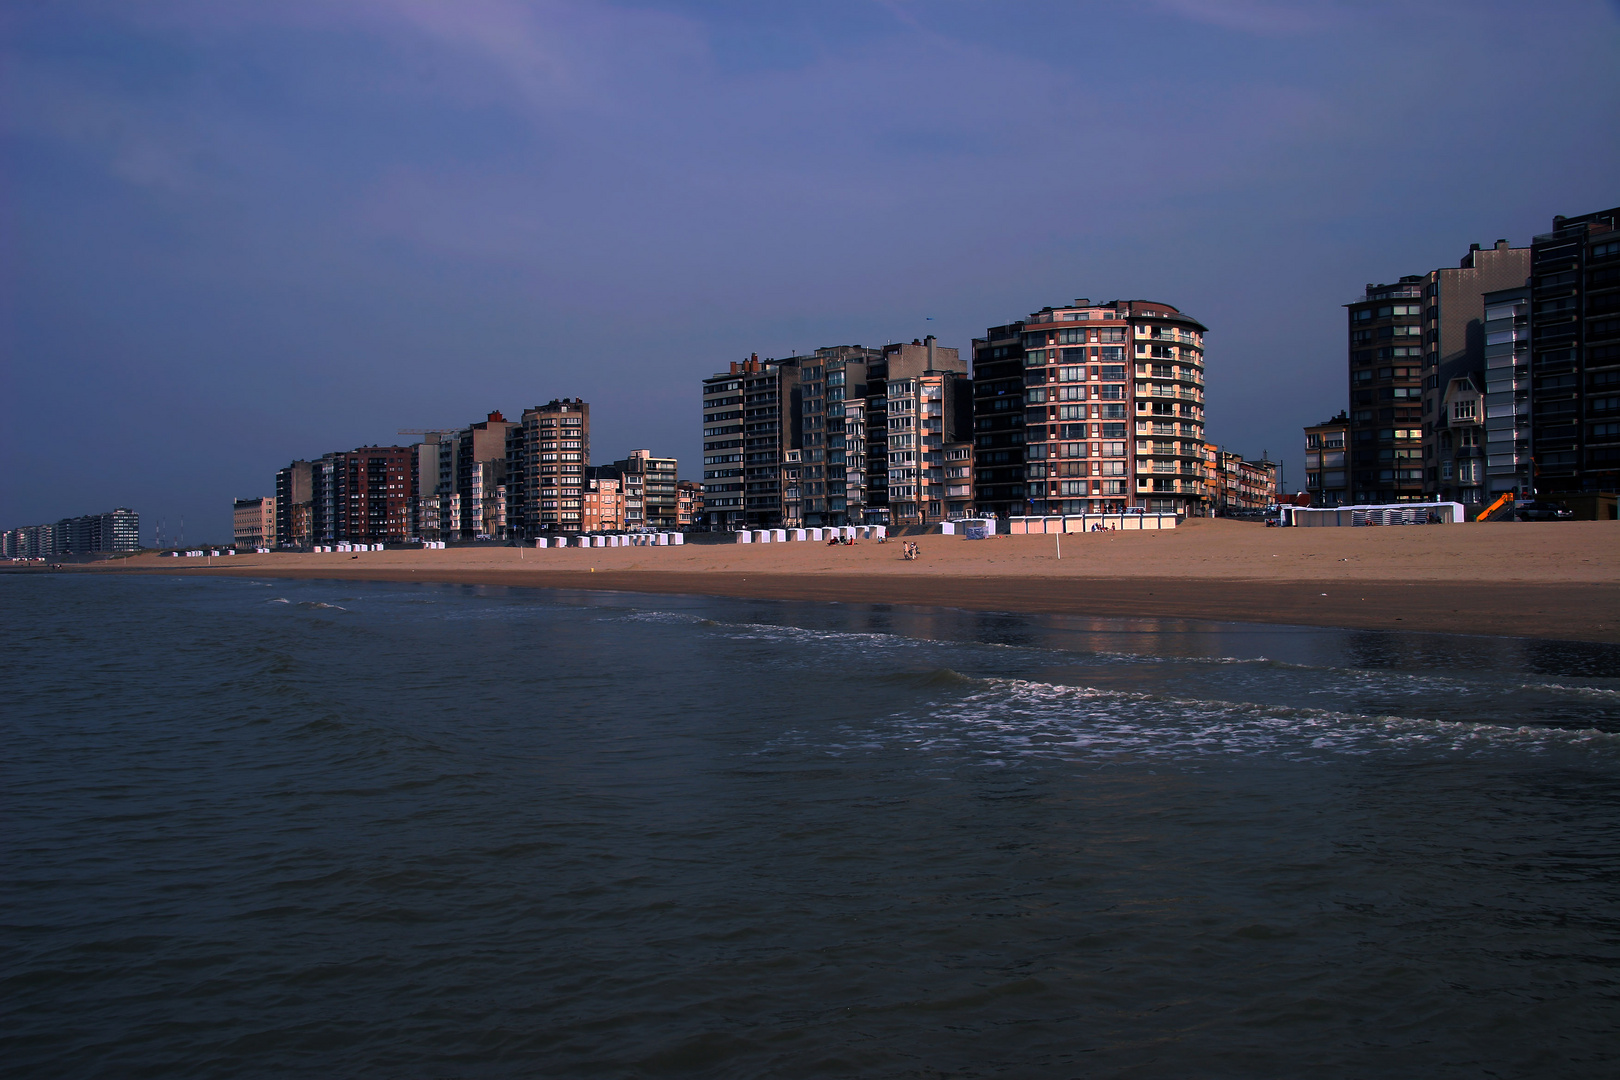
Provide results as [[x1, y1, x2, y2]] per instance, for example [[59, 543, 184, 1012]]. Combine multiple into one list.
[[1495, 239, 1510, 249], [488, 411, 505, 423], [925, 334, 936, 370], [730, 361, 740, 374]]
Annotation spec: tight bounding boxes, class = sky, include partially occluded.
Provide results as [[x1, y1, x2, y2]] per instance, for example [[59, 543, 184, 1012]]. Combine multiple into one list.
[[3, 0, 1618, 543]]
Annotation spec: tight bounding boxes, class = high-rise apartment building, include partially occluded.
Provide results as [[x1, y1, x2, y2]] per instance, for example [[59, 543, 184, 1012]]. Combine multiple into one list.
[[1303, 414, 1349, 507], [232, 497, 275, 549], [793, 346, 882, 526], [870, 337, 971, 527], [977, 299, 1208, 517], [1347, 278, 1427, 503], [1529, 207, 1620, 495], [702, 356, 794, 530], [509, 398, 590, 535], [309, 446, 415, 544]]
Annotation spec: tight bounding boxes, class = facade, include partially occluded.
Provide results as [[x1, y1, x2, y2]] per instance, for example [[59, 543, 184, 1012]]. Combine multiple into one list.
[[1529, 207, 1620, 496], [869, 337, 971, 527], [943, 440, 974, 518], [232, 497, 275, 549], [1347, 278, 1426, 503], [968, 321, 1028, 520], [1481, 286, 1532, 498], [274, 461, 313, 548], [437, 411, 516, 541], [580, 476, 624, 532], [1421, 241, 1531, 506], [1436, 375, 1487, 503], [676, 480, 703, 529], [792, 345, 882, 526], [5, 508, 140, 557], [1346, 241, 1529, 508], [408, 433, 453, 542], [1303, 414, 1349, 507], [597, 449, 679, 530], [991, 299, 1208, 517]]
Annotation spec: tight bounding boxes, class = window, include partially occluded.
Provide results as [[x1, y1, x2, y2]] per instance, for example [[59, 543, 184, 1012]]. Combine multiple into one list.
[[1100, 365, 1126, 381], [1452, 399, 1477, 421]]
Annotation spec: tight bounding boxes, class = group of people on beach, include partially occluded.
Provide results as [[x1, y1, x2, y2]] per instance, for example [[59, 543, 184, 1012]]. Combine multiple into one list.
[[825, 535, 856, 546], [902, 542, 922, 561]]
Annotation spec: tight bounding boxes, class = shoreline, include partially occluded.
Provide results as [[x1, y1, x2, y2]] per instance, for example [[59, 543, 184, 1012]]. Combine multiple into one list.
[[32, 519, 1620, 643]]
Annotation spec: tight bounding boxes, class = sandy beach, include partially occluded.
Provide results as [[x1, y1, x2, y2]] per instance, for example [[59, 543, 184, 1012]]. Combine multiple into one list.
[[47, 518, 1620, 642]]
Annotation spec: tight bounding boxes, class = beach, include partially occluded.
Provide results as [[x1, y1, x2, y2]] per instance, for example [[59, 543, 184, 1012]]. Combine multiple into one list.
[[68, 518, 1620, 642]]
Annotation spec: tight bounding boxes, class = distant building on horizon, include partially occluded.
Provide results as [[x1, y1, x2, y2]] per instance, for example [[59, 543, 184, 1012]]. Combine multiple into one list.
[[3, 508, 140, 558]]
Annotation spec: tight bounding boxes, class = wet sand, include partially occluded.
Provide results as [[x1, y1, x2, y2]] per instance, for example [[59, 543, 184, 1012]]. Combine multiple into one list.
[[54, 518, 1620, 642]]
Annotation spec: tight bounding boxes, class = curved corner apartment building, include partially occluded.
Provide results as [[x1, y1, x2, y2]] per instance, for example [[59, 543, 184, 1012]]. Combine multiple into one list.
[[974, 298, 1209, 517]]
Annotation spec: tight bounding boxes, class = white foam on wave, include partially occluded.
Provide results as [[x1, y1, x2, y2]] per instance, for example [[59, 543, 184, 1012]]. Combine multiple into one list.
[[878, 677, 1620, 765]]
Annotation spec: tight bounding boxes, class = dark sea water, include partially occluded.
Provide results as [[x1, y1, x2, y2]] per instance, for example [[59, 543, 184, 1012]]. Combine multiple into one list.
[[4, 574, 1620, 1079]]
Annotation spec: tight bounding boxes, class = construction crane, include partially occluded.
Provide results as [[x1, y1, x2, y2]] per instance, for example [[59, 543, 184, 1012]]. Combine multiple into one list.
[[397, 428, 460, 440]]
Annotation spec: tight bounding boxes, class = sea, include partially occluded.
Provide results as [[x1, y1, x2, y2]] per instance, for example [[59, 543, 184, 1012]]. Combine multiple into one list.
[[3, 573, 1619, 1079]]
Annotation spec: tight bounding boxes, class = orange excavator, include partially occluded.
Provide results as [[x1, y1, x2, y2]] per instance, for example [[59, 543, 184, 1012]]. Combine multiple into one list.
[[1476, 490, 1516, 522]]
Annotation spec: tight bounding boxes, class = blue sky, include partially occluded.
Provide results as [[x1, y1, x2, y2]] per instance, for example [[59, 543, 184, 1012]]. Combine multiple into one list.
[[3, 0, 1618, 540]]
